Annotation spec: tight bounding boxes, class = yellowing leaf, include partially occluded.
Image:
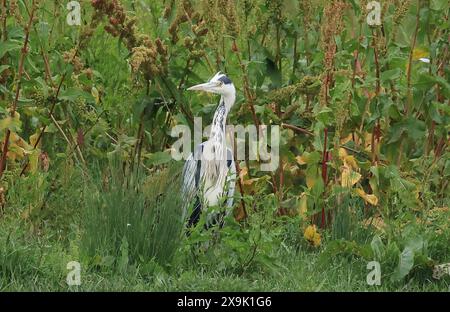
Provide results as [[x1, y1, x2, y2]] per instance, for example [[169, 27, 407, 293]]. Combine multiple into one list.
[[338, 147, 348, 159], [7, 143, 25, 161], [242, 177, 260, 194], [304, 225, 317, 241], [91, 86, 100, 104], [356, 188, 379, 206], [306, 173, 316, 189], [364, 132, 373, 152], [312, 232, 321, 247], [0, 117, 12, 131], [341, 167, 361, 187], [239, 166, 248, 183], [343, 155, 358, 169], [296, 155, 307, 165], [28, 149, 40, 174], [11, 132, 30, 150], [362, 216, 386, 231], [288, 164, 299, 175], [242, 178, 259, 185], [304, 224, 321, 247], [29, 132, 40, 148], [0, 112, 21, 132], [412, 47, 429, 61], [298, 193, 308, 218], [340, 134, 353, 145], [296, 152, 320, 165]]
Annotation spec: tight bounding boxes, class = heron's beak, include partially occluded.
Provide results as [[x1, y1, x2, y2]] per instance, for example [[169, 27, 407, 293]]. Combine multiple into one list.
[[187, 81, 216, 93]]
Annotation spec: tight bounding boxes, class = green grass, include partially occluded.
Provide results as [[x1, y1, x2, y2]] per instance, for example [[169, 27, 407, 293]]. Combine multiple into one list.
[[81, 160, 184, 268], [1, 163, 448, 292], [1, 234, 448, 292]]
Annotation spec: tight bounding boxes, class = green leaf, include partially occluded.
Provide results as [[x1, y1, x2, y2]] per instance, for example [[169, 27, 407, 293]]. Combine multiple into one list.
[[266, 58, 282, 89], [370, 235, 385, 260], [144, 151, 172, 165], [430, 0, 449, 10], [434, 76, 450, 98], [34, 77, 49, 98], [0, 65, 9, 75], [59, 88, 95, 103], [392, 247, 414, 281], [405, 118, 426, 141], [387, 117, 426, 144], [316, 107, 334, 126], [247, 61, 266, 88], [118, 236, 129, 273], [415, 74, 450, 98], [0, 40, 22, 59], [133, 95, 153, 120], [405, 236, 424, 254], [7, 26, 25, 39], [381, 68, 402, 83], [301, 151, 321, 165]]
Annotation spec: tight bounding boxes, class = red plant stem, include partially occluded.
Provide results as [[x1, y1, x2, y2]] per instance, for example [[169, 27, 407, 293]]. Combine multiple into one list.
[[281, 122, 313, 136], [321, 128, 328, 228], [0, 1, 36, 178]]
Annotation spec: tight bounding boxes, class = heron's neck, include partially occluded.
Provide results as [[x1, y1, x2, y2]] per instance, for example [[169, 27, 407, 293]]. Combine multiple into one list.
[[210, 93, 235, 140], [203, 93, 235, 186]]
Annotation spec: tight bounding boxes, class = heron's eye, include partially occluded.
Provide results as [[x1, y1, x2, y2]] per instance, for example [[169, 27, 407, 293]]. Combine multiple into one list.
[[217, 81, 223, 87]]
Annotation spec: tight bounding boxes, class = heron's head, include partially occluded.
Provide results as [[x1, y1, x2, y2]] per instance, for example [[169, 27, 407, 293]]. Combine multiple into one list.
[[187, 72, 235, 97]]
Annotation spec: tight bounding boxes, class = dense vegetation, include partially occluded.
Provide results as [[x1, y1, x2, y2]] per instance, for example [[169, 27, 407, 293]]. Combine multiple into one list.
[[0, 0, 449, 291]]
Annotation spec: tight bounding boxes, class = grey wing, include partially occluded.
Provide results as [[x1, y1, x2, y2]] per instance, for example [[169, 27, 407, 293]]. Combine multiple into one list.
[[181, 143, 203, 221], [205, 148, 237, 228]]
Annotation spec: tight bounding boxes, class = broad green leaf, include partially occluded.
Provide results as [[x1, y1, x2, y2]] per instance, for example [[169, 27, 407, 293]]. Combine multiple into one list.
[[387, 117, 426, 144], [316, 106, 334, 126], [405, 236, 424, 254], [0, 40, 22, 59], [392, 247, 414, 281], [415, 74, 450, 98], [7, 25, 25, 39], [381, 68, 401, 83], [370, 235, 385, 260], [59, 88, 95, 103]]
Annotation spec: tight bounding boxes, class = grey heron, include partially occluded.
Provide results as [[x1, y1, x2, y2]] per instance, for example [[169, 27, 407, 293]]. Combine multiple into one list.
[[182, 72, 237, 231]]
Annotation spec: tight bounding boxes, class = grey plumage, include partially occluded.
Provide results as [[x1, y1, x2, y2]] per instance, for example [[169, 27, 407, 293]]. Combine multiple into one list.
[[182, 72, 237, 230]]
